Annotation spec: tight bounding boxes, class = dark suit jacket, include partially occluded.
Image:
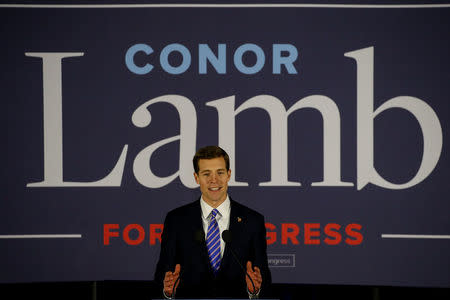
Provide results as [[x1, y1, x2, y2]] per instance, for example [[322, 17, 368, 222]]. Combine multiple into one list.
[[154, 198, 272, 299]]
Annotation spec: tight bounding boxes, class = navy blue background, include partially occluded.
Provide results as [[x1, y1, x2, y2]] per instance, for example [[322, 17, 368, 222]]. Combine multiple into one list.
[[1, 2, 449, 287]]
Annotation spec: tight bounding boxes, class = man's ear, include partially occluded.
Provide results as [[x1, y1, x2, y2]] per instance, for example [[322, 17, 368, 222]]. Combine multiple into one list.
[[194, 172, 199, 184]]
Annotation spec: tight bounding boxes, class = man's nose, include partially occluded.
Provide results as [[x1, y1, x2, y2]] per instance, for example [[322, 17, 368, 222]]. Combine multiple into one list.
[[209, 173, 217, 182]]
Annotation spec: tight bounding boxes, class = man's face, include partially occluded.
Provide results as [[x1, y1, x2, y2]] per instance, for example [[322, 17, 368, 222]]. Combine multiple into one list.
[[194, 157, 231, 208]]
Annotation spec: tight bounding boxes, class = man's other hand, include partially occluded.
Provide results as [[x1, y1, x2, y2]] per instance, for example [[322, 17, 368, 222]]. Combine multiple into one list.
[[163, 264, 181, 297], [246, 261, 262, 294]]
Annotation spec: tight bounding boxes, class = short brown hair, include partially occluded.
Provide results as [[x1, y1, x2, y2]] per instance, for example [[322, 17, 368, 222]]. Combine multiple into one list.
[[193, 146, 230, 174]]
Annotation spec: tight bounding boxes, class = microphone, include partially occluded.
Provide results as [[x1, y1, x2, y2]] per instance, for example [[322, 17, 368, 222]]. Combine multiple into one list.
[[222, 230, 257, 296], [194, 229, 206, 244]]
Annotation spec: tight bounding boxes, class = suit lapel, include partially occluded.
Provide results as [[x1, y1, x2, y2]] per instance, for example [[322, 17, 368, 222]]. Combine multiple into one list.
[[193, 199, 212, 271], [220, 199, 245, 272]]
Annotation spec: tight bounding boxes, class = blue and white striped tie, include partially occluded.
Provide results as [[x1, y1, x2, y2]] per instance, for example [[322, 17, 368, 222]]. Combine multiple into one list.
[[206, 209, 221, 275]]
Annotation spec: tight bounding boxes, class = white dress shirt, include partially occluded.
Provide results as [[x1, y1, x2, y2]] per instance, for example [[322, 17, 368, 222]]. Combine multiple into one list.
[[200, 195, 231, 259]]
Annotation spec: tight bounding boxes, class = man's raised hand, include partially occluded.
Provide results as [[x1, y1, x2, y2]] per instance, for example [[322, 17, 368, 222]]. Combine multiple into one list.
[[163, 264, 181, 297], [246, 261, 262, 294]]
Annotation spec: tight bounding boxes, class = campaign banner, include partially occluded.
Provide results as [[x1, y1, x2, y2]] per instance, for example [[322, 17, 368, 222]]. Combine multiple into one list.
[[1, 1, 449, 287]]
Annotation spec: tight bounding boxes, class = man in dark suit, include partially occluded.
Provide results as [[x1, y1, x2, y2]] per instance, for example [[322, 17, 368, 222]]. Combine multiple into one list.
[[154, 146, 271, 299]]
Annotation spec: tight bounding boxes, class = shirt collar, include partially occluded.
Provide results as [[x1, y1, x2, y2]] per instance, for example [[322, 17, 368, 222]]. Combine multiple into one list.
[[200, 195, 231, 220]]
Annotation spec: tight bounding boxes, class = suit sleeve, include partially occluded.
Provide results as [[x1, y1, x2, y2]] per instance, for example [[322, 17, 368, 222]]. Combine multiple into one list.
[[154, 211, 177, 294]]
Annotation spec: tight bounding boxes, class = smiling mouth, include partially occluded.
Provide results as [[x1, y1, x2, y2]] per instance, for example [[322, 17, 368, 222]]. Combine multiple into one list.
[[209, 187, 221, 191]]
